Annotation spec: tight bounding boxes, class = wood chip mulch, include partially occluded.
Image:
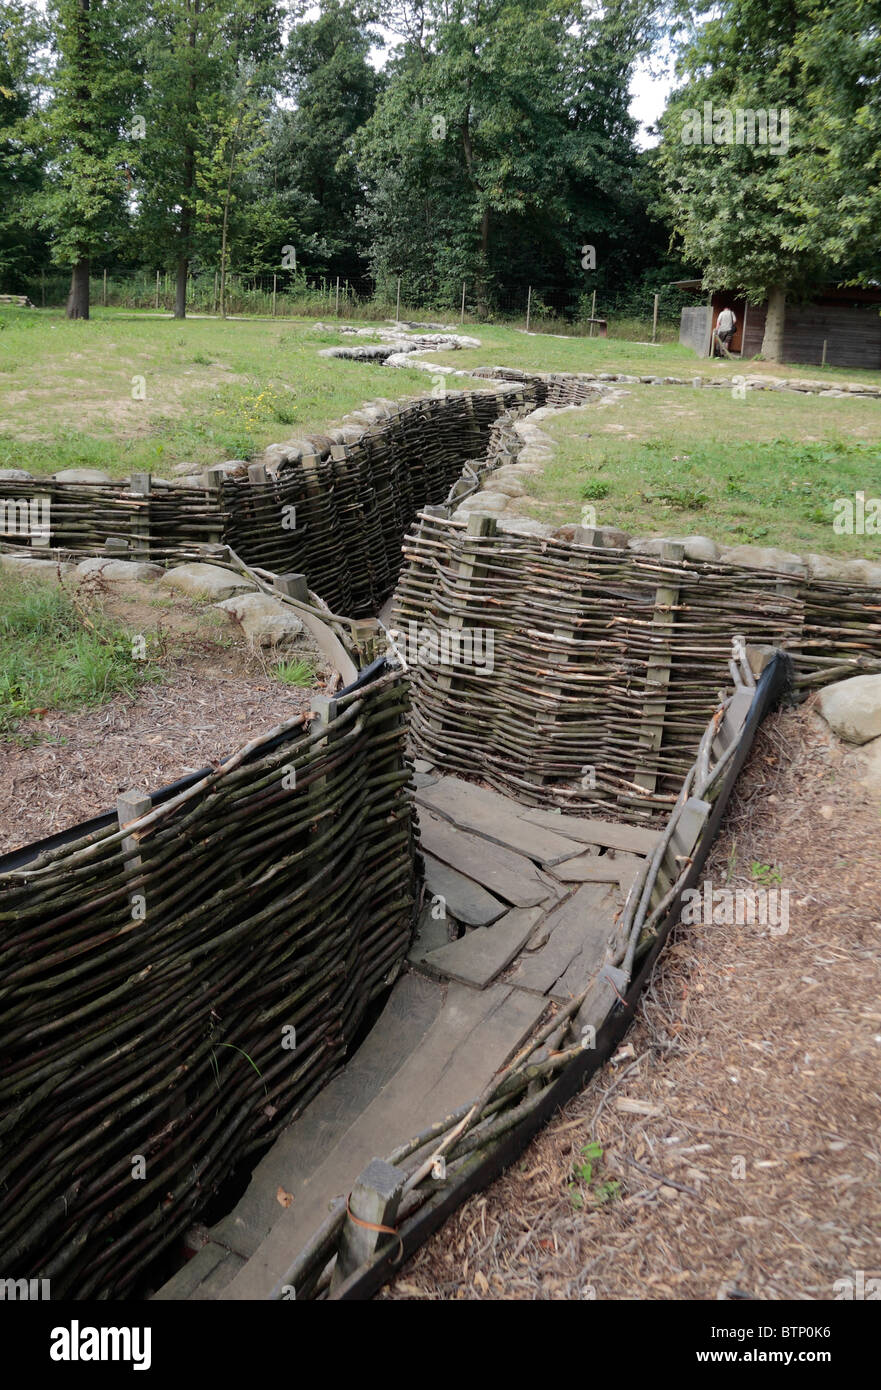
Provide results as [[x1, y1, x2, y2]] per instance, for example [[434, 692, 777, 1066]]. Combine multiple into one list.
[[0, 655, 331, 857], [380, 703, 881, 1300]]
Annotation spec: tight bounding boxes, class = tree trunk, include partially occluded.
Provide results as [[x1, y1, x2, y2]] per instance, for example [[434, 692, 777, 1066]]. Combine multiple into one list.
[[219, 110, 246, 321], [66, 258, 90, 319], [174, 253, 188, 319], [760, 286, 786, 361]]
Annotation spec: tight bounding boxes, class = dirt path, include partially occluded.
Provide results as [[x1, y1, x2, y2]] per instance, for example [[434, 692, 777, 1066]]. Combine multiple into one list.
[[381, 705, 881, 1301], [0, 580, 333, 856]]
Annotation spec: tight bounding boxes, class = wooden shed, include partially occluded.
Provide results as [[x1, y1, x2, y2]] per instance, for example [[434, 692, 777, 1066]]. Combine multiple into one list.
[[673, 281, 881, 369]]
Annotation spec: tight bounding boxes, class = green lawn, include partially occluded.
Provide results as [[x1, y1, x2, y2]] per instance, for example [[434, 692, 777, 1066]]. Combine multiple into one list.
[[1, 306, 879, 560], [0, 570, 161, 739], [524, 385, 881, 559], [0, 307, 439, 478]]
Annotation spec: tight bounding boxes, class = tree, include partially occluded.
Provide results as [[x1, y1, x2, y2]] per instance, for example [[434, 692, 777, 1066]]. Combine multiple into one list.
[[658, 0, 881, 359], [266, 0, 385, 284], [39, 0, 140, 318], [0, 1, 49, 289], [356, 0, 661, 312], [133, 0, 281, 317]]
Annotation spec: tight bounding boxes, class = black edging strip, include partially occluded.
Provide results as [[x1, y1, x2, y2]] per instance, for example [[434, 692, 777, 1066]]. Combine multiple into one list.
[[330, 653, 792, 1301]]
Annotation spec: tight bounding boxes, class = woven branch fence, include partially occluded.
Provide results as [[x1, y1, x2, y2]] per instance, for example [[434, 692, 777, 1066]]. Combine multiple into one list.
[[0, 663, 418, 1299], [0, 385, 545, 617], [392, 512, 804, 822]]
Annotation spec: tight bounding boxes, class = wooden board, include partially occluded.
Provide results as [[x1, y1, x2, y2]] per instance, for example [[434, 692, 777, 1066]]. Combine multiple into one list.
[[422, 907, 545, 989], [423, 853, 508, 927], [507, 882, 621, 1000], [417, 809, 555, 908], [551, 850, 643, 892], [219, 983, 547, 1300], [518, 807, 660, 856], [416, 778, 586, 865], [408, 902, 452, 965]]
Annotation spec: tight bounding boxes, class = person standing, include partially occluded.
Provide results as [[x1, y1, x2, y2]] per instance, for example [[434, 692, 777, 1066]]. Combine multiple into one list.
[[714, 305, 737, 355]]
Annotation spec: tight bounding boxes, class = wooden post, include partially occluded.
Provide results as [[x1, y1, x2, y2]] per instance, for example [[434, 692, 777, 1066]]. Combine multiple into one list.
[[651, 292, 659, 344], [589, 289, 596, 338], [331, 1159, 404, 1293], [103, 268, 108, 307], [528, 525, 596, 791], [155, 270, 160, 310], [274, 573, 309, 602], [395, 276, 401, 322], [350, 618, 381, 667], [41, 270, 46, 308], [821, 338, 828, 368], [310, 692, 339, 800], [335, 276, 340, 316], [633, 540, 684, 796], [525, 285, 532, 332], [201, 468, 226, 545], [130, 472, 152, 563], [272, 273, 277, 317], [460, 281, 466, 323], [427, 513, 496, 738], [117, 789, 152, 923]]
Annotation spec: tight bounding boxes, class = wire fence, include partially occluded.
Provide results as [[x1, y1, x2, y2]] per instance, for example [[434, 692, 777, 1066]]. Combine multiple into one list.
[[19, 268, 697, 342]]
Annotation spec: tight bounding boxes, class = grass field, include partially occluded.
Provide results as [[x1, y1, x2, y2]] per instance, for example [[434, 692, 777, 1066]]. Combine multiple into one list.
[[0, 570, 160, 739], [526, 386, 881, 559], [0, 307, 436, 478], [1, 305, 879, 557]]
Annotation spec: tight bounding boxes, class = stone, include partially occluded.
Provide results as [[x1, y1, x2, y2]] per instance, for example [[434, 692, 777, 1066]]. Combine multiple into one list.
[[595, 526, 632, 550], [160, 563, 256, 602], [721, 543, 806, 575], [856, 735, 881, 798], [0, 554, 73, 577], [516, 446, 552, 467], [628, 536, 673, 556], [76, 557, 162, 582], [165, 475, 204, 488], [487, 474, 527, 498], [202, 461, 247, 480], [52, 468, 112, 484], [817, 674, 881, 745], [496, 517, 553, 538], [465, 491, 510, 513], [840, 559, 881, 588], [216, 592, 305, 647], [681, 534, 720, 563], [804, 553, 849, 582], [0, 468, 33, 481], [171, 460, 198, 476]]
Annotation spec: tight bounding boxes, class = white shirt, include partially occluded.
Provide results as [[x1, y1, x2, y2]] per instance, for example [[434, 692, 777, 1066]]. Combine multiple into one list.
[[717, 308, 736, 332]]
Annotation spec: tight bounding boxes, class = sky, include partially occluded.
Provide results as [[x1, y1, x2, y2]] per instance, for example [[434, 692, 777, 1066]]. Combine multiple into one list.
[[630, 58, 675, 148]]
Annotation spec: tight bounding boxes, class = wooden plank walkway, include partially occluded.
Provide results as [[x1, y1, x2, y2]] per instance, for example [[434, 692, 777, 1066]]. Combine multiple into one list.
[[155, 773, 655, 1301]]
